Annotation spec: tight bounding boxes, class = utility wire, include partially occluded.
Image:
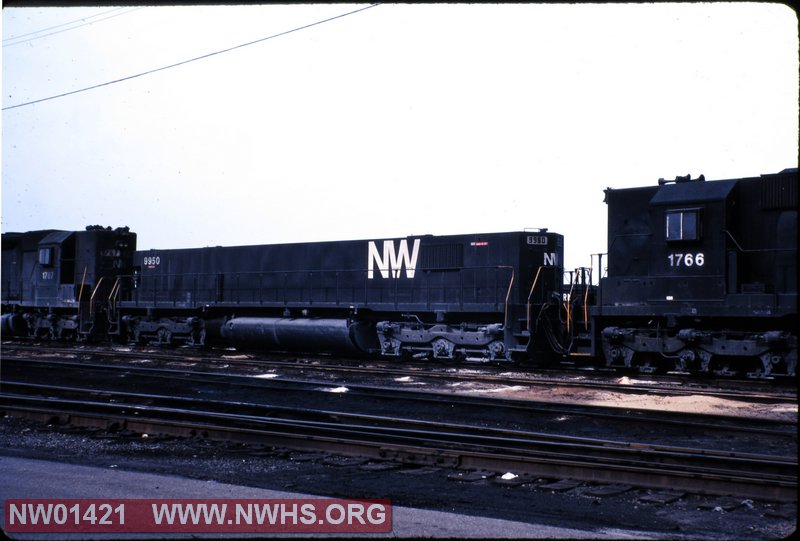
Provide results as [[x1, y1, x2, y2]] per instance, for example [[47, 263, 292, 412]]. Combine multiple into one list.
[[3, 7, 142, 47], [3, 7, 123, 41], [3, 4, 380, 111]]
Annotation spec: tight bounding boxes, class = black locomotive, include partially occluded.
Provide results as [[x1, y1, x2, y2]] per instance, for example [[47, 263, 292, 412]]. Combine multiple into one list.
[[1, 226, 136, 341], [2, 169, 796, 377], [2, 228, 565, 363], [594, 168, 797, 377]]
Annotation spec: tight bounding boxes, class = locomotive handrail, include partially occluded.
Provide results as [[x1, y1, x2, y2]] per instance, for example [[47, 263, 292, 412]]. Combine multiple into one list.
[[604, 234, 651, 280], [606, 232, 651, 252], [107, 277, 122, 315], [501, 266, 514, 328], [123, 265, 519, 312], [564, 277, 576, 334], [583, 268, 592, 332], [88, 277, 105, 317], [129, 264, 525, 278], [77, 267, 88, 304], [563, 268, 593, 334], [723, 229, 795, 253], [526, 266, 545, 332]]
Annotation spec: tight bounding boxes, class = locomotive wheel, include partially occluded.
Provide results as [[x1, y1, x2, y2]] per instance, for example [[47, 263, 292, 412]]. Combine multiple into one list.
[[442, 350, 466, 365], [155, 326, 172, 345], [635, 359, 657, 374], [711, 360, 736, 377]]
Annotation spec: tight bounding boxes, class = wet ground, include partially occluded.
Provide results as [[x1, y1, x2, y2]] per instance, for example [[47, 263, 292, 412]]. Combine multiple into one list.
[[4, 357, 795, 458], [0, 416, 795, 540]]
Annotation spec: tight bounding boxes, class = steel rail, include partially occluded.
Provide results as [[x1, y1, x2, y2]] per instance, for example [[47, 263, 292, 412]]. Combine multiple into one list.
[[1, 390, 795, 503], [2, 343, 795, 403], [4, 357, 795, 438], [5, 380, 794, 468]]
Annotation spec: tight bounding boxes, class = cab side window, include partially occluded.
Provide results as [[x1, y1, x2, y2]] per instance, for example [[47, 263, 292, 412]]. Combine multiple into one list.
[[666, 209, 701, 242], [38, 247, 54, 266]]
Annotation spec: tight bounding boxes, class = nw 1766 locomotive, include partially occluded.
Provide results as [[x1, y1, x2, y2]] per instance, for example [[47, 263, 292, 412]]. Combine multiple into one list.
[[593, 168, 797, 377], [2, 168, 796, 377]]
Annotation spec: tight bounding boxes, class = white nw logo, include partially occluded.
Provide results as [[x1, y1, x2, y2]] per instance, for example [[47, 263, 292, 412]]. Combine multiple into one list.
[[367, 239, 421, 279]]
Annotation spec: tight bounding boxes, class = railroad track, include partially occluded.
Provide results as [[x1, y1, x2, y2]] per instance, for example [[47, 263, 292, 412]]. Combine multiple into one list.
[[3, 357, 796, 440], [2, 342, 796, 405], [1, 382, 795, 503], [1, 356, 796, 502]]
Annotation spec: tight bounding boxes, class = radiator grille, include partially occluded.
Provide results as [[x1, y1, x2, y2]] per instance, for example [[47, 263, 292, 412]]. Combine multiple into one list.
[[421, 244, 463, 270], [761, 174, 798, 210]]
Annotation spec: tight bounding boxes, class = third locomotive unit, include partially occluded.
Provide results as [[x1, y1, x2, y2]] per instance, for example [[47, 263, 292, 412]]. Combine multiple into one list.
[[2, 169, 797, 377]]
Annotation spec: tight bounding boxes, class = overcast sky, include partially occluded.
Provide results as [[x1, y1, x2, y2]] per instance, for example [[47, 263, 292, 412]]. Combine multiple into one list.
[[2, 3, 798, 273]]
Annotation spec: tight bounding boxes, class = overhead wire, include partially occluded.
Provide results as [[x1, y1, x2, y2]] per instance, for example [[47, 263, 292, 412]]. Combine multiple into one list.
[[3, 7, 125, 41], [3, 7, 143, 47], [3, 3, 381, 111]]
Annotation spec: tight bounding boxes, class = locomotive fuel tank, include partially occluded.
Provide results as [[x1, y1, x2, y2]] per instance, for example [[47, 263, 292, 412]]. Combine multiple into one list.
[[219, 317, 377, 355]]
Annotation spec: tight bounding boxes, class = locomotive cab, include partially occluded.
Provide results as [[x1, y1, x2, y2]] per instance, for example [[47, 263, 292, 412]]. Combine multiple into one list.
[[649, 177, 734, 304], [595, 170, 797, 377], [0, 226, 136, 340]]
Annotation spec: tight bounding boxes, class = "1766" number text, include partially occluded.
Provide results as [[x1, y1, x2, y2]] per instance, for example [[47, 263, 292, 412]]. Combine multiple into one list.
[[667, 252, 704, 267]]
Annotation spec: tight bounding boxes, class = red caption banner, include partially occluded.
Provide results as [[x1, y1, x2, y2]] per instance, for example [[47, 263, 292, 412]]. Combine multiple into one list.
[[5, 498, 392, 533]]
